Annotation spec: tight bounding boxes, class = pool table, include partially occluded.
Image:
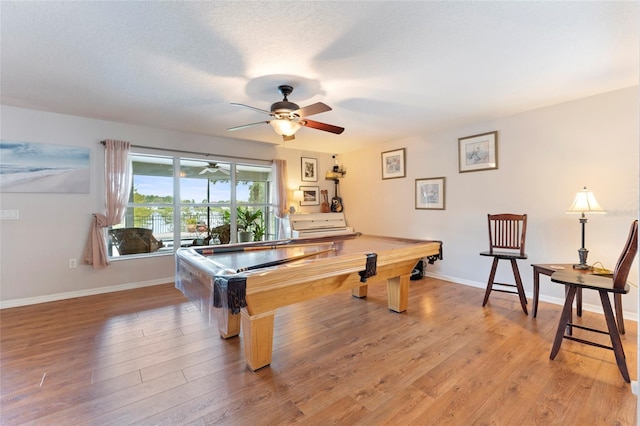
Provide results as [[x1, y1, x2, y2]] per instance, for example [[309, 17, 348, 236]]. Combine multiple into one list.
[[175, 233, 442, 370]]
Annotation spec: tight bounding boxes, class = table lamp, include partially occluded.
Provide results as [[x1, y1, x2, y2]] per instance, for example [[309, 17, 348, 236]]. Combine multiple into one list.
[[289, 190, 304, 214], [566, 186, 606, 269]]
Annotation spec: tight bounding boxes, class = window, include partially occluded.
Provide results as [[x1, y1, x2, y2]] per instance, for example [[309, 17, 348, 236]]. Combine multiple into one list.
[[108, 152, 274, 258]]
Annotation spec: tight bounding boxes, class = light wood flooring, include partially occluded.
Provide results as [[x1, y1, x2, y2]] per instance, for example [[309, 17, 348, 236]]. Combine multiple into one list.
[[0, 277, 637, 425]]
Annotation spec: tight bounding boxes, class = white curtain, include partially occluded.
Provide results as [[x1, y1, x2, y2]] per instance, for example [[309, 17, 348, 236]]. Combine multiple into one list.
[[272, 159, 288, 239], [82, 140, 132, 268]]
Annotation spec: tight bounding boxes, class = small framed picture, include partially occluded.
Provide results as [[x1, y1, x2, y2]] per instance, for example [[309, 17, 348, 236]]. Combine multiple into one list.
[[415, 177, 446, 210], [301, 157, 318, 182], [299, 186, 320, 206], [381, 148, 406, 179], [458, 131, 498, 173]]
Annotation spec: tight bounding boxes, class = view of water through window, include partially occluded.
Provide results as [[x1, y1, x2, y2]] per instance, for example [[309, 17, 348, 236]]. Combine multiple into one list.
[[108, 153, 273, 257]]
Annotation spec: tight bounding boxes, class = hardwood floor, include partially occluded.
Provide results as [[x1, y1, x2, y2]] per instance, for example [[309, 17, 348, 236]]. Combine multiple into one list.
[[0, 277, 636, 425]]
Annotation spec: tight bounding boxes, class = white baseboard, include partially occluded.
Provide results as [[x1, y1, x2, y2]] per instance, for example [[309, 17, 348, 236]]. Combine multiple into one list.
[[0, 277, 174, 309]]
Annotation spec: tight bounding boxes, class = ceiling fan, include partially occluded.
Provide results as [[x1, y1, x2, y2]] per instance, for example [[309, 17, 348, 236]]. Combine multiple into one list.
[[199, 162, 230, 175], [227, 85, 345, 141]]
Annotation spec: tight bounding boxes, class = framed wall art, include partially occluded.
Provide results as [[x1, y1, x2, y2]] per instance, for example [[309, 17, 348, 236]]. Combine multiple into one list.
[[301, 157, 318, 182], [458, 131, 498, 173], [299, 186, 319, 206], [0, 140, 90, 193], [381, 148, 406, 179], [415, 177, 446, 210]]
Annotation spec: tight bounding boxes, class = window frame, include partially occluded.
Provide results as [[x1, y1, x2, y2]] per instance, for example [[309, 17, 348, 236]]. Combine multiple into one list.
[[108, 148, 274, 259]]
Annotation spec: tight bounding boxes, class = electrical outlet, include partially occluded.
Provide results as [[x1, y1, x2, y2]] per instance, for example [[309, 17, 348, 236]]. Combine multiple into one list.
[[68, 258, 77, 268]]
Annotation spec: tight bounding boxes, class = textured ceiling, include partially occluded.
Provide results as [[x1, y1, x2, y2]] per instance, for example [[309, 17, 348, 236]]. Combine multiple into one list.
[[1, 1, 638, 154]]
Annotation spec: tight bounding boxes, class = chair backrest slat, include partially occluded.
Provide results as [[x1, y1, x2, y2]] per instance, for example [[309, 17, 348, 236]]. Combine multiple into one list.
[[613, 220, 638, 290], [487, 213, 527, 256]]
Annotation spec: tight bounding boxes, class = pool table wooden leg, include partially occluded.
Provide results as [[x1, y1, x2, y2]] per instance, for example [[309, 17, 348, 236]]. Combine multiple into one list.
[[352, 285, 368, 298], [387, 274, 410, 313], [215, 307, 241, 339], [241, 309, 275, 371]]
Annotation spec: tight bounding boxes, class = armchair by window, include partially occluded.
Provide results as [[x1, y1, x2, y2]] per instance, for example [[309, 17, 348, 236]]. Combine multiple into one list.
[[109, 228, 163, 255]]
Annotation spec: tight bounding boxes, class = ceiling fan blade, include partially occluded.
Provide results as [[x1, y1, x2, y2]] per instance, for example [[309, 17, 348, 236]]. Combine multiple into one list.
[[294, 102, 331, 118], [200, 166, 230, 175], [282, 134, 295, 142], [301, 119, 345, 135], [227, 121, 270, 132], [230, 103, 272, 115]]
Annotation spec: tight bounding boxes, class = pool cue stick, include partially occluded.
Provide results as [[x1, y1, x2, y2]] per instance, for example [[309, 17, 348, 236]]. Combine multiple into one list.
[[236, 248, 335, 272], [200, 241, 335, 254]]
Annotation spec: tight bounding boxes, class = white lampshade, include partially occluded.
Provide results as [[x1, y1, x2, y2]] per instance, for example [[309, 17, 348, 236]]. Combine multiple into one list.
[[270, 119, 301, 136], [292, 190, 304, 202], [289, 189, 305, 214], [567, 186, 606, 214]]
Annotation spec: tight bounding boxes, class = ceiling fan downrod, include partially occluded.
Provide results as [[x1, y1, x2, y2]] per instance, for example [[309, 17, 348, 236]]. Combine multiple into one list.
[[277, 85, 294, 101], [271, 85, 299, 115]]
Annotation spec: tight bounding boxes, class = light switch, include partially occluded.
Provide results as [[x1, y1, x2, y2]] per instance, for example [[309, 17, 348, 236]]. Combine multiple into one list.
[[0, 210, 19, 220]]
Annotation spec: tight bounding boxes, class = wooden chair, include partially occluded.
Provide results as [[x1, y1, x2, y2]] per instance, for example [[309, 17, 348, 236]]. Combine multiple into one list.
[[550, 220, 638, 382], [480, 214, 529, 314]]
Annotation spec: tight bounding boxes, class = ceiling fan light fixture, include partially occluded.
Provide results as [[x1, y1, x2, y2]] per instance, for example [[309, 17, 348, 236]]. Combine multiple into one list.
[[229, 85, 343, 138], [270, 118, 301, 136]]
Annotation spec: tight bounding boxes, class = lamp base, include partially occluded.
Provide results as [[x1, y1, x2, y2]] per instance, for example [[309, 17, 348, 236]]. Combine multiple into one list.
[[573, 263, 591, 270], [573, 247, 590, 270]]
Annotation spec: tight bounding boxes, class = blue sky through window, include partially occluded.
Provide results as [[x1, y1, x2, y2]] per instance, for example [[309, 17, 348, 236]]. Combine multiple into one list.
[[134, 175, 249, 203]]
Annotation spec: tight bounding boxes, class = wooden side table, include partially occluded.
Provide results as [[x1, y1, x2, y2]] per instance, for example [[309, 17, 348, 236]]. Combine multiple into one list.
[[531, 263, 624, 334]]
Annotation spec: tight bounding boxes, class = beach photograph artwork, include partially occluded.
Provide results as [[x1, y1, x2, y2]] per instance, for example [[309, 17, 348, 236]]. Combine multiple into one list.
[[0, 140, 90, 193]]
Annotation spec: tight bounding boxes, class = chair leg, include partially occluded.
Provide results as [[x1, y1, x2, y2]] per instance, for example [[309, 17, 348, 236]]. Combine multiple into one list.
[[510, 259, 528, 315], [576, 288, 582, 317], [562, 285, 574, 336], [614, 293, 625, 335], [550, 285, 577, 360], [482, 258, 499, 306], [599, 290, 630, 382]]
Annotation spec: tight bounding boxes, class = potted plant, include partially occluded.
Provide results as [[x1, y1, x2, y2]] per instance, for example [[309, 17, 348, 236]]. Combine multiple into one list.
[[236, 206, 264, 242], [186, 217, 197, 233], [252, 220, 265, 242]]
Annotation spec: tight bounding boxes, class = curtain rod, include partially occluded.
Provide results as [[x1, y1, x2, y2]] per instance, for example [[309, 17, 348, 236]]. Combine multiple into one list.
[[100, 141, 272, 164]]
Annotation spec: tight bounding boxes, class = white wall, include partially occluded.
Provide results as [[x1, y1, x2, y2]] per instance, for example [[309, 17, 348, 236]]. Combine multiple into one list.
[[2, 87, 638, 319], [274, 147, 337, 214], [0, 106, 281, 305], [341, 86, 639, 318]]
